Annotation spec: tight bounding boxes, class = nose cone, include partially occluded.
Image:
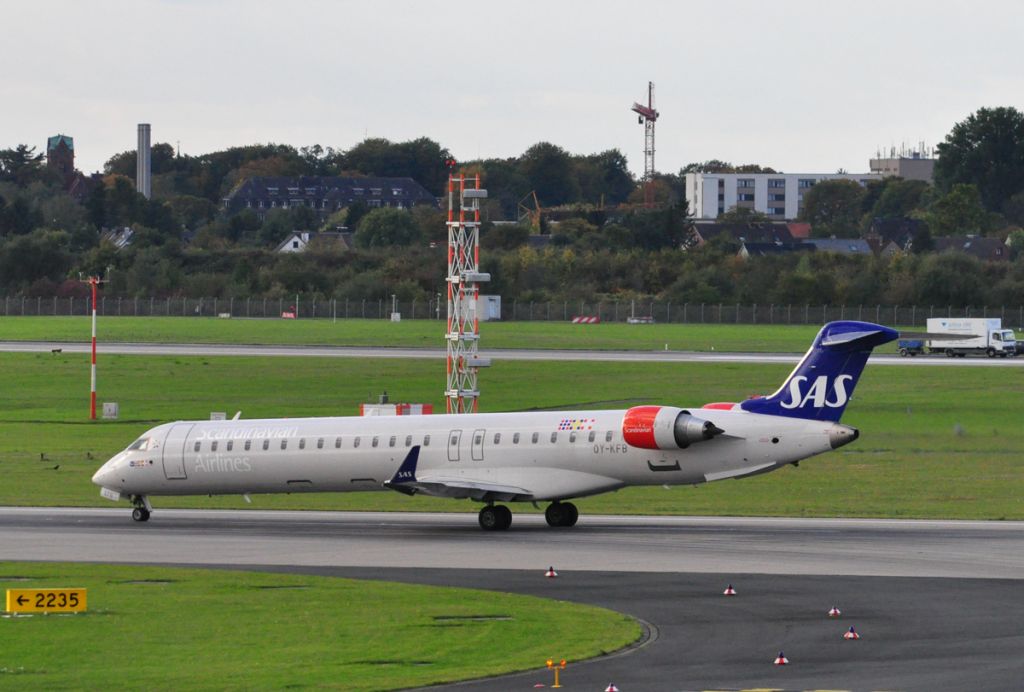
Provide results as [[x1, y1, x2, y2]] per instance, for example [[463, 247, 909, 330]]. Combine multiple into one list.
[[828, 424, 860, 450], [92, 458, 119, 487]]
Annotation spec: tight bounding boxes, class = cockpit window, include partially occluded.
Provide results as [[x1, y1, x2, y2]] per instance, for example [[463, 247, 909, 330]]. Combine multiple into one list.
[[127, 438, 151, 452]]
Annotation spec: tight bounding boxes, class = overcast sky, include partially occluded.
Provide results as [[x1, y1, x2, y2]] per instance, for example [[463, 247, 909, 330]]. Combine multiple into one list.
[[4, 0, 1023, 178]]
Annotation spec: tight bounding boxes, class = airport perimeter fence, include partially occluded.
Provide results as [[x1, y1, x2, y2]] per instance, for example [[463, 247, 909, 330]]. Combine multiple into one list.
[[4, 295, 1024, 328]]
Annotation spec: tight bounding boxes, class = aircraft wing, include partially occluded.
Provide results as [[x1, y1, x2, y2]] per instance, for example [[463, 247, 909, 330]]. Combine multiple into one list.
[[384, 446, 623, 502]]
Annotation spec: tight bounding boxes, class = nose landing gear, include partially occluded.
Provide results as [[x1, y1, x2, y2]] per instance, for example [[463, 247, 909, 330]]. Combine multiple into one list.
[[130, 495, 152, 522]]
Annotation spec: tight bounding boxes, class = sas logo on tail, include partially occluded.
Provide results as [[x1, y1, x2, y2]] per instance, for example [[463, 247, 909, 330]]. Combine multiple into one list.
[[780, 374, 853, 409]]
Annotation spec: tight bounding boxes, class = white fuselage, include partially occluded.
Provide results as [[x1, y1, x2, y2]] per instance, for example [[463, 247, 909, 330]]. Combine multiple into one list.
[[92, 407, 844, 502]]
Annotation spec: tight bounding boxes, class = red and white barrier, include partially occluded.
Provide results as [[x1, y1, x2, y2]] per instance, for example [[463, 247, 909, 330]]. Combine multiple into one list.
[[571, 316, 600, 324]]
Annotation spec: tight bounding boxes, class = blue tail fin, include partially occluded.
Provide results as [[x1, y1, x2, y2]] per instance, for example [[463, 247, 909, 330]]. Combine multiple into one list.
[[740, 321, 898, 422]]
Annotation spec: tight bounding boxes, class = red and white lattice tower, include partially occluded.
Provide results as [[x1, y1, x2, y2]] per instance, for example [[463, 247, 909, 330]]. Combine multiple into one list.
[[445, 174, 491, 413]]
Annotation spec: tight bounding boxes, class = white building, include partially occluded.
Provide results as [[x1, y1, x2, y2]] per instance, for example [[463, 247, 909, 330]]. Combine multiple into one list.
[[685, 172, 883, 220]]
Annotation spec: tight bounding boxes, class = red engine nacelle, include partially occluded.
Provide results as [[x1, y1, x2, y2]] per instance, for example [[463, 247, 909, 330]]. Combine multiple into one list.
[[622, 406, 724, 450]]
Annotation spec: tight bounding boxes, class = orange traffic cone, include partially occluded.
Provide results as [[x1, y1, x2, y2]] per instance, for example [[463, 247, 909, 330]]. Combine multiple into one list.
[[723, 584, 736, 596], [773, 651, 789, 665], [843, 626, 860, 640], [828, 605, 842, 617], [545, 566, 558, 578]]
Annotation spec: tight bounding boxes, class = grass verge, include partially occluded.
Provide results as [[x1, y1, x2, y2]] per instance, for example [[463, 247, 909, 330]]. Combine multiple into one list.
[[0, 316, 830, 352], [2, 352, 1022, 519], [0, 562, 638, 690]]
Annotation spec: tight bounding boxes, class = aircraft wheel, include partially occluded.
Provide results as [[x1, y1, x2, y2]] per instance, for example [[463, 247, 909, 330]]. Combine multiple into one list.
[[545, 502, 577, 528], [131, 507, 150, 522], [478, 505, 505, 531], [494, 505, 512, 530], [563, 502, 579, 527]]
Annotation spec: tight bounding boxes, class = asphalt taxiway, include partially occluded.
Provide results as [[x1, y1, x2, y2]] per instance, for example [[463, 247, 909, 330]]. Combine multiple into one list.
[[3, 340, 1024, 366], [1, 508, 1021, 690]]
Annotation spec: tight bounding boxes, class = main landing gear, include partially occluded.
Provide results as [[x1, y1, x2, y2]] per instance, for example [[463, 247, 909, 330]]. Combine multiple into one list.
[[544, 501, 579, 528], [130, 495, 151, 522], [477, 502, 580, 531], [478, 504, 512, 531]]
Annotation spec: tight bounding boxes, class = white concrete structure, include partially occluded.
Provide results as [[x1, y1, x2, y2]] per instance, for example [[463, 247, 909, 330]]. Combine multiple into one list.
[[685, 172, 883, 220], [136, 123, 151, 200]]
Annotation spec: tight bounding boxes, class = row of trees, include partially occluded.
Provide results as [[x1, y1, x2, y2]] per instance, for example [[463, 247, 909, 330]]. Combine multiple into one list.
[[2, 107, 1024, 307], [9, 228, 1024, 311]]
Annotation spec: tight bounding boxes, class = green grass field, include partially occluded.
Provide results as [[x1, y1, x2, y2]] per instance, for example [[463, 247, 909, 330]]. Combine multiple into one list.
[[2, 351, 1022, 519], [0, 562, 638, 690], [0, 315, 832, 353]]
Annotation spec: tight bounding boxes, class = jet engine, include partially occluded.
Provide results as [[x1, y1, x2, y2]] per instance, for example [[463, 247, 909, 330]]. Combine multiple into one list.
[[622, 406, 724, 450]]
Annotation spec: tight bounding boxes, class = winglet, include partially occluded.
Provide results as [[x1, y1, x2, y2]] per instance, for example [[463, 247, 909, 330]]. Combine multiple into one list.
[[383, 446, 420, 495]]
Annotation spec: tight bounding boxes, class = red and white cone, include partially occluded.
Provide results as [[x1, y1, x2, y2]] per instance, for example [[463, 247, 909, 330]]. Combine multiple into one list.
[[604, 685, 620, 692], [773, 651, 789, 665], [544, 566, 558, 578], [828, 605, 842, 617], [723, 584, 736, 596], [843, 626, 860, 640]]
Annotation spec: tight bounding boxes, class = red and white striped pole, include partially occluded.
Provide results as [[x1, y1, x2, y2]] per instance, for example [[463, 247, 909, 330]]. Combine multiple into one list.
[[90, 277, 98, 420]]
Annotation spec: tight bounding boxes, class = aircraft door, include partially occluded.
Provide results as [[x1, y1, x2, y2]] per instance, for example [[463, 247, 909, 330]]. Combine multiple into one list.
[[161, 423, 194, 480], [447, 430, 462, 462], [471, 429, 485, 461]]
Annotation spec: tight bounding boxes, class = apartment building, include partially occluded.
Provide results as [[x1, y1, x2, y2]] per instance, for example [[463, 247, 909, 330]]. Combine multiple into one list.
[[685, 172, 883, 220]]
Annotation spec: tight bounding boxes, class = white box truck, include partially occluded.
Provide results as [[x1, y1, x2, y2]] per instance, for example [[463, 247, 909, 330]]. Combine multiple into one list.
[[922, 318, 1017, 357]]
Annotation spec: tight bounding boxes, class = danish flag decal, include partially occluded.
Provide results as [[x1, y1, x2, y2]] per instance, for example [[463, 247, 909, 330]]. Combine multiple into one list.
[[741, 321, 898, 422]]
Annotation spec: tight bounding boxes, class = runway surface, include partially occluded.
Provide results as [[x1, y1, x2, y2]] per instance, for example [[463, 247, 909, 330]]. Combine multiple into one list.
[[3, 340, 1024, 366], [2, 508, 1022, 690]]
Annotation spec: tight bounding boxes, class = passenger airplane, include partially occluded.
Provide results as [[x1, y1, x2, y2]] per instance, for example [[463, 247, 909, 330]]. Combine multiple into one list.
[[92, 320, 898, 530]]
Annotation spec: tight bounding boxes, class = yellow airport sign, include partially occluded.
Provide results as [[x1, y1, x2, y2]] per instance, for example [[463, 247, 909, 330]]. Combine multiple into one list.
[[5, 588, 87, 613]]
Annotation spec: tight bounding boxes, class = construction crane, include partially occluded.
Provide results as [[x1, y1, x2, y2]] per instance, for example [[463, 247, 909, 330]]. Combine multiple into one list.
[[517, 190, 542, 231], [631, 81, 659, 207]]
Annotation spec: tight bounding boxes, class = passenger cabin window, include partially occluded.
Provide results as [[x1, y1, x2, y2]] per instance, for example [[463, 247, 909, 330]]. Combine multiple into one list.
[[474, 433, 483, 445], [299, 439, 306, 450], [513, 433, 520, 444], [532, 432, 539, 444], [317, 438, 324, 449], [405, 435, 412, 447], [263, 440, 269, 451], [450, 434, 458, 446], [226, 441, 234, 452], [244, 440, 252, 451], [569, 432, 577, 443], [372, 437, 379, 448], [194, 441, 201, 452], [588, 431, 596, 443], [424, 434, 431, 446], [335, 437, 342, 449], [550, 432, 557, 443], [605, 431, 613, 442], [211, 441, 218, 452], [389, 436, 396, 447], [281, 440, 287, 450], [354, 437, 361, 448], [494, 433, 501, 444]]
